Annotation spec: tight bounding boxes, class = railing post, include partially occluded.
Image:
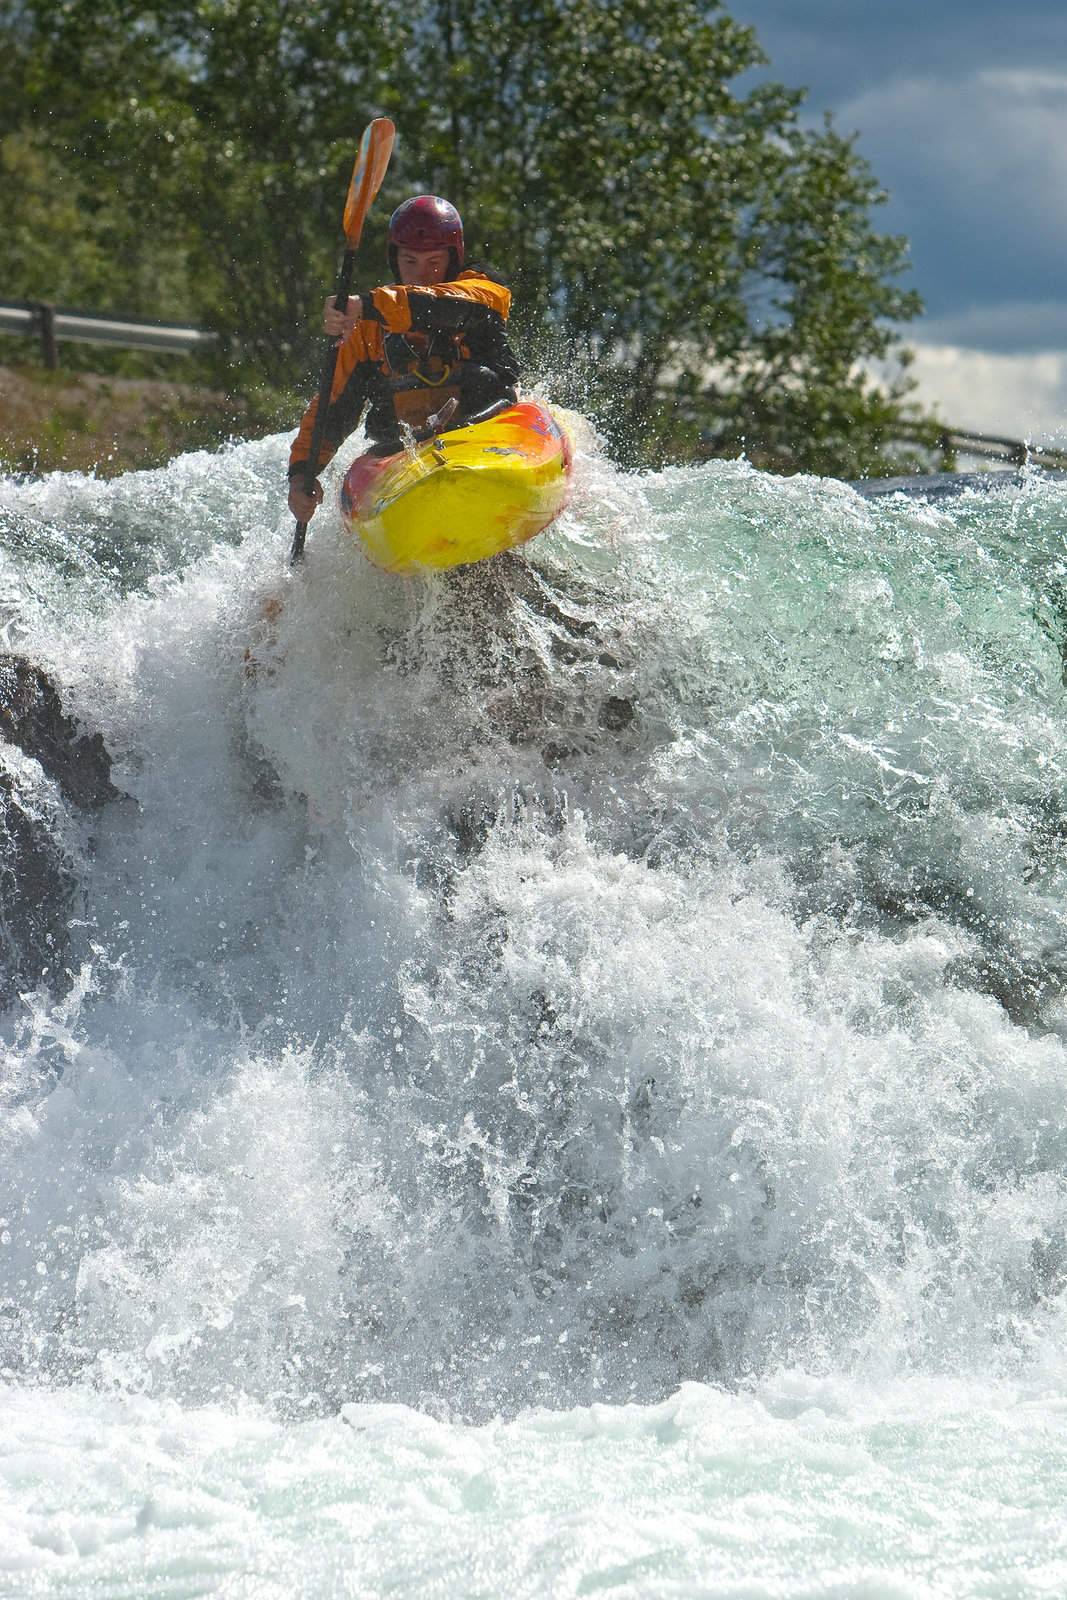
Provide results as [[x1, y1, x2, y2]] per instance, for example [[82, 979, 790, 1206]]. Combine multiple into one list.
[[34, 301, 59, 370]]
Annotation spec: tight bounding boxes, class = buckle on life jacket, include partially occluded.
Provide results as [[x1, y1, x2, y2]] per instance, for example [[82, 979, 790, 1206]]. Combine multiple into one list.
[[391, 380, 463, 430], [384, 329, 468, 430]]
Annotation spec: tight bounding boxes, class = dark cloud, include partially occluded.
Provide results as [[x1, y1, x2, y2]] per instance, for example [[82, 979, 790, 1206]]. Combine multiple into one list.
[[733, 1, 1067, 102], [728, 4, 1067, 355], [918, 304, 1067, 355], [842, 72, 1067, 337]]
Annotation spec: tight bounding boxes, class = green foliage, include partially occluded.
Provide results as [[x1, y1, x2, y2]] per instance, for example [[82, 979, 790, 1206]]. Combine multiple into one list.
[[2, 0, 939, 474], [0, 364, 250, 475], [0, 128, 199, 377]]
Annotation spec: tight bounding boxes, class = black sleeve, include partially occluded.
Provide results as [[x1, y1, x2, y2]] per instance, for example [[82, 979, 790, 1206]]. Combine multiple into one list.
[[321, 362, 375, 450], [288, 362, 375, 476]]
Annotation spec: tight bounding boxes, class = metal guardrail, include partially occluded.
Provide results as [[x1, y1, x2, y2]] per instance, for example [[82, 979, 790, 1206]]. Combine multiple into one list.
[[692, 423, 1067, 473], [4, 297, 1064, 471], [897, 425, 1067, 471], [0, 298, 216, 366]]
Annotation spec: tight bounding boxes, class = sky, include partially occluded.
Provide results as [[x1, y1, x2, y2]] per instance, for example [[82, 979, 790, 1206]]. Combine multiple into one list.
[[731, 0, 1067, 446]]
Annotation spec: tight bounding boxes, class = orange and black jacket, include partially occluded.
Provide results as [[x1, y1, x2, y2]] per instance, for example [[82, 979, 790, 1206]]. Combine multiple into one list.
[[288, 268, 521, 480]]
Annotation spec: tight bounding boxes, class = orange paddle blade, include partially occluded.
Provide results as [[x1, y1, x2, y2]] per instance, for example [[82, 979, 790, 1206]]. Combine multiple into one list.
[[342, 118, 396, 247]]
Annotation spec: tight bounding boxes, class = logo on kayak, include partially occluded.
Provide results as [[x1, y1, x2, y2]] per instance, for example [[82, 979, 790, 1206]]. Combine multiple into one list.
[[483, 445, 521, 457], [525, 414, 558, 440]]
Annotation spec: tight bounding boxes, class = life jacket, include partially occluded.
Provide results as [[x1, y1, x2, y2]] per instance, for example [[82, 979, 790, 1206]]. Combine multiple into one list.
[[382, 329, 466, 432]]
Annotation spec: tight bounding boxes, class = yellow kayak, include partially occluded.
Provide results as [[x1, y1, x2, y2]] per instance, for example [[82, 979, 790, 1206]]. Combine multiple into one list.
[[339, 400, 573, 573]]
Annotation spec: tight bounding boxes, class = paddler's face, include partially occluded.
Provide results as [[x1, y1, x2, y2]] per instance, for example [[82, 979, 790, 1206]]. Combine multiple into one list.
[[397, 247, 451, 285]]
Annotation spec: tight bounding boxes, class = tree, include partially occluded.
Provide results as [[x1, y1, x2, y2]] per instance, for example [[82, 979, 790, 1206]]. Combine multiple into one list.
[[0, 4, 197, 375], [402, 0, 936, 472], [3, 0, 940, 474], [2, 0, 414, 391]]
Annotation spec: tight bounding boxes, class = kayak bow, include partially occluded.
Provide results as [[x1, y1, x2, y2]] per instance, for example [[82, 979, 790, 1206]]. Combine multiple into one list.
[[340, 400, 573, 573]]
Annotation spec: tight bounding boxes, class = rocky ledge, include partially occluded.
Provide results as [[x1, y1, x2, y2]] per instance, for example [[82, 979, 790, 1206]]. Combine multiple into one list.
[[0, 656, 120, 1007]]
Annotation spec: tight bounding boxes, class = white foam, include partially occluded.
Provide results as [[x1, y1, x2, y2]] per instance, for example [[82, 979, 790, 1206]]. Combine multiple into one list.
[[3, 437, 1067, 1586]]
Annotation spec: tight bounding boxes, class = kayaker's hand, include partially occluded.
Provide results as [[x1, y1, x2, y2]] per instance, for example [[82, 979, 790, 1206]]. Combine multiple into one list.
[[324, 295, 362, 343], [288, 477, 323, 522]]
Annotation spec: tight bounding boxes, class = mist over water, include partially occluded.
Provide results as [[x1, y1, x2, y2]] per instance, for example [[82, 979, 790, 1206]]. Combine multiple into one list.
[[3, 434, 1067, 1594]]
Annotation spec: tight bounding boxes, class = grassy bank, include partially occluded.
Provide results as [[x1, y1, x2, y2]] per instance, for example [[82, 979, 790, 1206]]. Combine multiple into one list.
[[0, 364, 268, 477]]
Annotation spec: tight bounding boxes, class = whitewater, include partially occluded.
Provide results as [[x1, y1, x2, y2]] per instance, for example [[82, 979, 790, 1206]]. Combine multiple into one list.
[[2, 424, 1067, 1596]]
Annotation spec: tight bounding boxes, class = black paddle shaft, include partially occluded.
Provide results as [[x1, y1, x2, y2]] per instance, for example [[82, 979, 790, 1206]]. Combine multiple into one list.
[[289, 249, 357, 565]]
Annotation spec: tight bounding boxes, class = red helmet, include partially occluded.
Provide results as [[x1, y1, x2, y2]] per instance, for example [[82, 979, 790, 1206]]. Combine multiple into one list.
[[388, 196, 464, 264]]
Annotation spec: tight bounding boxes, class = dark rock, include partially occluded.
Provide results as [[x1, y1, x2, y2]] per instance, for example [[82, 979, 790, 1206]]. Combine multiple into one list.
[[0, 771, 77, 1002], [598, 696, 635, 733], [0, 655, 121, 1007], [0, 657, 119, 810]]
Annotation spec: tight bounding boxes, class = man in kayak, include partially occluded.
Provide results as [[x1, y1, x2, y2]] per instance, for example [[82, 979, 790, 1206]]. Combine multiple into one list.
[[287, 196, 521, 525]]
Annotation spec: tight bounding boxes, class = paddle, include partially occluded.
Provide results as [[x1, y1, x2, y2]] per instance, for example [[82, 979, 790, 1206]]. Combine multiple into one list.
[[290, 117, 396, 565]]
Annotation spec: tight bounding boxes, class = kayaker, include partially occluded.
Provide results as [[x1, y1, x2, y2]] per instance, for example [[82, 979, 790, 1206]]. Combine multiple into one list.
[[288, 196, 521, 524]]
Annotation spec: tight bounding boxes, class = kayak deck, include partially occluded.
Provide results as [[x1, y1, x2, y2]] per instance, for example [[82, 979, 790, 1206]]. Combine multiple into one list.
[[340, 400, 572, 573]]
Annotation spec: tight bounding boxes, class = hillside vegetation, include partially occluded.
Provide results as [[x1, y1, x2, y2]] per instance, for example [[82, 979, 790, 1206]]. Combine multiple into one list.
[[0, 365, 254, 476]]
